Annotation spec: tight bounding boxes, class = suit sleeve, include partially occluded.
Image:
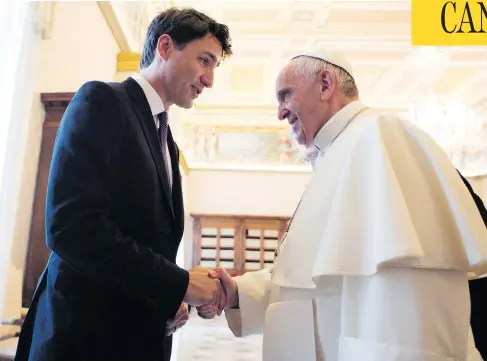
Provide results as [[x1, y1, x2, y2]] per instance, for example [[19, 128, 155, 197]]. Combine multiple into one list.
[[224, 268, 272, 337], [46, 81, 189, 318]]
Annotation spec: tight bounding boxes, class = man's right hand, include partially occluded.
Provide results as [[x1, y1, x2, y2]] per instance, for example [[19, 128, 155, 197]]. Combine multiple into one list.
[[183, 267, 223, 307], [197, 267, 238, 318]]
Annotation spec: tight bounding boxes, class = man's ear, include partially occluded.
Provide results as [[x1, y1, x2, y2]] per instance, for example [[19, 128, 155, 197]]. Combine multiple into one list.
[[156, 34, 172, 61], [319, 69, 335, 100]]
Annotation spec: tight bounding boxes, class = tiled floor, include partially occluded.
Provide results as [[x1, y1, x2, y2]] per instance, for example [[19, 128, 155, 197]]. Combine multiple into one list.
[[175, 311, 263, 361], [0, 313, 263, 361]]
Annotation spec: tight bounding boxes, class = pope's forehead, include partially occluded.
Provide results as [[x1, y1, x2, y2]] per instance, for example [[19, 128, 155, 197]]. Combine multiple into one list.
[[276, 63, 298, 85]]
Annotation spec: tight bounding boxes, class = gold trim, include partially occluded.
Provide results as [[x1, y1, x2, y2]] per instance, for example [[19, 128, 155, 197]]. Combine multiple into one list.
[[97, 1, 131, 52], [179, 151, 190, 175], [117, 52, 141, 72]]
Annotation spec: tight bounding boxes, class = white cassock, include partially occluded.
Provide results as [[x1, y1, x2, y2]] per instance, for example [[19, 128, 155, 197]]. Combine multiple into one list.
[[224, 100, 487, 361]]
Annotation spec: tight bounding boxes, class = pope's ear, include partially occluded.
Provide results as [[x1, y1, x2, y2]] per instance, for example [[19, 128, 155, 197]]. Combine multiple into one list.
[[319, 69, 335, 100]]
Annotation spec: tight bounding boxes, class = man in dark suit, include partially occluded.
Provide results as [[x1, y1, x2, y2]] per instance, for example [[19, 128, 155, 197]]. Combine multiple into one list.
[[459, 173, 487, 359], [15, 8, 232, 361]]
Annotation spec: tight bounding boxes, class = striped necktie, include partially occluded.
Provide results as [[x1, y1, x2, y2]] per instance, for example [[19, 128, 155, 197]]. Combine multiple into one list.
[[157, 112, 172, 189]]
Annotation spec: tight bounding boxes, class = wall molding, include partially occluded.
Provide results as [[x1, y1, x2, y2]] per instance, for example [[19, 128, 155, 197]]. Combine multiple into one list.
[[34, 1, 56, 39], [97, 1, 131, 52], [40, 92, 73, 110]]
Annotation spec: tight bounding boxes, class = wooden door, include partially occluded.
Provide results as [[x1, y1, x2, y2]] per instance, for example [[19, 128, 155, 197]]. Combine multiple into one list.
[[22, 93, 73, 306]]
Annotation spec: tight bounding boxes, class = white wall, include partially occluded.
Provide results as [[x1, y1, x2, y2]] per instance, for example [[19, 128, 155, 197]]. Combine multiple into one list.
[[187, 169, 310, 216], [182, 169, 311, 268], [2, 1, 119, 320], [36, 2, 118, 92]]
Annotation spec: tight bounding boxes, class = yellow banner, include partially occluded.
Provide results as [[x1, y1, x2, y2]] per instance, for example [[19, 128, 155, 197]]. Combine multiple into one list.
[[412, 0, 487, 45]]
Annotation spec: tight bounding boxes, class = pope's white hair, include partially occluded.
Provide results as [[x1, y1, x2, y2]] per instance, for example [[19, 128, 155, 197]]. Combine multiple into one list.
[[290, 56, 359, 98]]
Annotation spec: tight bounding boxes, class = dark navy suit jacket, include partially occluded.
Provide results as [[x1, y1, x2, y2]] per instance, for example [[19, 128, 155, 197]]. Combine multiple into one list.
[[459, 172, 487, 359], [15, 78, 189, 361]]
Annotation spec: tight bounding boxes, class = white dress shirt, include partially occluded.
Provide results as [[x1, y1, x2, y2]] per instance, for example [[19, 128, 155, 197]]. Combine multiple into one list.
[[131, 74, 172, 187]]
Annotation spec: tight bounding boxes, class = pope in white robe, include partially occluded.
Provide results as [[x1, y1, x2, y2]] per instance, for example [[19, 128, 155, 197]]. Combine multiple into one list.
[[198, 50, 487, 361]]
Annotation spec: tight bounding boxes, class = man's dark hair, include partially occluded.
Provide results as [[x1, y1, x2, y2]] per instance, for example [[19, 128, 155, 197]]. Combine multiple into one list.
[[140, 8, 232, 69]]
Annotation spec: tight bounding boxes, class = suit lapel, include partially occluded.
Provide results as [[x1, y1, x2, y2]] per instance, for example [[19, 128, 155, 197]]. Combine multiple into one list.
[[122, 78, 174, 218]]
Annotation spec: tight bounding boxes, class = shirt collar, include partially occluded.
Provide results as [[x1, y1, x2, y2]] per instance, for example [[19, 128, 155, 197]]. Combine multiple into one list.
[[314, 100, 366, 151], [131, 73, 165, 116]]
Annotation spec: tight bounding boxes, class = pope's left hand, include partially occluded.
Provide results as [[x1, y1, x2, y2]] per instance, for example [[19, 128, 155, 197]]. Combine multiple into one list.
[[166, 303, 189, 336]]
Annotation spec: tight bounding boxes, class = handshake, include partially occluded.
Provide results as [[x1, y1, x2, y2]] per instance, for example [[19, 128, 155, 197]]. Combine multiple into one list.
[[166, 266, 238, 336], [185, 266, 238, 315]]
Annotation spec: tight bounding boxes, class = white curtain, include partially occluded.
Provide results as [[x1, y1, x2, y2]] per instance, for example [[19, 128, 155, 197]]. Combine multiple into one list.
[[0, 0, 42, 321], [0, 0, 29, 187]]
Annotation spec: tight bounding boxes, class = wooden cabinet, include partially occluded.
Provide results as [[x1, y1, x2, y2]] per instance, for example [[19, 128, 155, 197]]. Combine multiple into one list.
[[23, 93, 74, 307], [191, 214, 290, 275]]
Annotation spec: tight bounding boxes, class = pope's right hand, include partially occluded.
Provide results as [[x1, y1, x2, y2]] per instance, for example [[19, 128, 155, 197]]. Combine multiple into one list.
[[183, 267, 223, 307], [197, 267, 238, 318]]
